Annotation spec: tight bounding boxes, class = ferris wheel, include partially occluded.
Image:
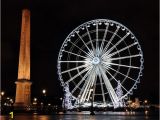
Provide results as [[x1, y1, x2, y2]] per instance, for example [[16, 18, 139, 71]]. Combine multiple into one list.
[[57, 19, 144, 108]]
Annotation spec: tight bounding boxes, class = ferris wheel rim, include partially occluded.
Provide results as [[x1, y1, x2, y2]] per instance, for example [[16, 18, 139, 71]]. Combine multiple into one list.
[[57, 19, 144, 107]]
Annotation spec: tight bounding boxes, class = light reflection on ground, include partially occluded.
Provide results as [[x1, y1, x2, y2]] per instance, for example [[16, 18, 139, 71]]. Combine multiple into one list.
[[0, 112, 159, 120]]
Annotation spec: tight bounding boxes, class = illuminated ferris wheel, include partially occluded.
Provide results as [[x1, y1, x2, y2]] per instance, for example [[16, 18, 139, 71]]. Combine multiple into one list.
[[57, 19, 144, 108]]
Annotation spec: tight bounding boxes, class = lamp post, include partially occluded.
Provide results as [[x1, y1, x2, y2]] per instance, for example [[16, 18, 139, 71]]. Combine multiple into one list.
[[90, 88, 95, 115], [63, 95, 66, 113], [1, 91, 5, 102], [78, 95, 81, 112], [33, 98, 37, 104], [33, 98, 37, 111], [1, 91, 5, 110], [143, 99, 149, 115], [42, 89, 46, 103], [42, 89, 46, 112], [144, 99, 148, 111], [59, 97, 62, 112]]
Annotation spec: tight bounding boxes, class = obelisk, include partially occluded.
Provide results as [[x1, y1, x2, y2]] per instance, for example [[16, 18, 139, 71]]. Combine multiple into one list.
[[14, 9, 32, 110]]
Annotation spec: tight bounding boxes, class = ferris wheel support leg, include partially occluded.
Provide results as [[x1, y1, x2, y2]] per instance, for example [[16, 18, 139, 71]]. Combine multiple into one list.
[[81, 71, 96, 103], [83, 77, 94, 103], [98, 71, 106, 105], [80, 70, 94, 103], [99, 66, 119, 108], [86, 72, 97, 102]]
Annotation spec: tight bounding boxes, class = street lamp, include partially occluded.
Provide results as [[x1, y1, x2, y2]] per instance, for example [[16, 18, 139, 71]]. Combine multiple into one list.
[[48, 103, 51, 106], [60, 97, 62, 101], [77, 95, 81, 112], [10, 99, 13, 103], [33, 98, 37, 105], [90, 88, 95, 115], [34, 98, 37, 102], [33, 98, 38, 112], [144, 99, 148, 112], [1, 91, 5, 110], [1, 91, 5, 96], [7, 97, 10, 100], [144, 100, 148, 104], [42, 89, 46, 96], [42, 89, 47, 112]]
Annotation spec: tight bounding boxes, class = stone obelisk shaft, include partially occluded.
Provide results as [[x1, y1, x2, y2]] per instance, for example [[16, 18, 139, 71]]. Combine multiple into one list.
[[18, 9, 30, 80], [14, 9, 32, 109]]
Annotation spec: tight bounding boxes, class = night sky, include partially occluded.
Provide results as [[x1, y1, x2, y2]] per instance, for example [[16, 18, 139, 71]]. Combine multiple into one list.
[[2, 0, 159, 103]]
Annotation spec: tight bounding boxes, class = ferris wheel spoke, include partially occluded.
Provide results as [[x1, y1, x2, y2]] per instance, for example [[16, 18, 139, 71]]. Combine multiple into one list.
[[79, 75, 92, 103], [101, 62, 110, 71], [99, 65, 119, 107], [102, 33, 130, 58], [76, 32, 93, 56], [63, 50, 87, 59], [104, 67, 129, 93], [97, 67, 106, 104], [96, 23, 99, 50], [69, 41, 93, 58], [59, 60, 87, 63], [102, 64, 128, 94], [107, 65, 137, 82], [65, 65, 92, 83], [103, 62, 140, 69], [109, 54, 141, 61], [61, 64, 89, 74], [71, 67, 93, 94], [79, 74, 92, 102], [102, 26, 120, 55], [100, 23, 109, 53], [86, 26, 95, 51], [105, 42, 138, 58]]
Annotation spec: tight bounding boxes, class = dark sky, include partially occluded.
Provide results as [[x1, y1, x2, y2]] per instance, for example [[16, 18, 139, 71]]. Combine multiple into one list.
[[2, 0, 159, 103]]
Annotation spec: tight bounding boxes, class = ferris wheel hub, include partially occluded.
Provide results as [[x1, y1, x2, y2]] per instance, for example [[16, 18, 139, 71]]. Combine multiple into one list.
[[92, 57, 100, 65]]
